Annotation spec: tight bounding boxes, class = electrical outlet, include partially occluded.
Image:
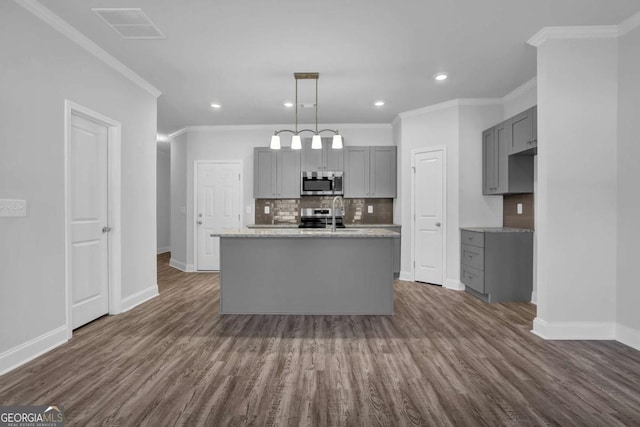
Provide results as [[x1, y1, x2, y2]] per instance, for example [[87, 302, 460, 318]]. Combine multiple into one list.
[[264, 206, 270, 214], [367, 205, 374, 214], [0, 199, 27, 217], [246, 206, 252, 214], [517, 203, 523, 215]]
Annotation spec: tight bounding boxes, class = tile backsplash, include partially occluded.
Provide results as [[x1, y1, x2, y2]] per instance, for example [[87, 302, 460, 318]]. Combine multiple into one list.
[[255, 197, 394, 225], [503, 193, 534, 229]]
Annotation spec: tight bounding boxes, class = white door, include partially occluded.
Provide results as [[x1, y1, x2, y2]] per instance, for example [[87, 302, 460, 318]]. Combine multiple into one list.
[[70, 113, 110, 328], [413, 149, 444, 285], [197, 163, 241, 270]]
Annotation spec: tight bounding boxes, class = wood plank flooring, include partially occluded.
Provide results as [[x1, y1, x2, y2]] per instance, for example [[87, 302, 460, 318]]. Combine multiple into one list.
[[1, 253, 640, 426]]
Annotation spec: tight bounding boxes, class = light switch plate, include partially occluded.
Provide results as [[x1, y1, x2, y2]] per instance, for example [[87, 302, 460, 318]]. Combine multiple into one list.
[[264, 206, 270, 214], [367, 205, 373, 214], [246, 206, 252, 214], [517, 203, 523, 215], [0, 199, 27, 217]]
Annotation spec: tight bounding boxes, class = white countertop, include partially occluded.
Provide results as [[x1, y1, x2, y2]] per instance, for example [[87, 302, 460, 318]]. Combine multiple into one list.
[[213, 228, 399, 238]]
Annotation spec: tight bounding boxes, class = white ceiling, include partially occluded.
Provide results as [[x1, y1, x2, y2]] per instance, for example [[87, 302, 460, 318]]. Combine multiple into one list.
[[39, 0, 640, 134]]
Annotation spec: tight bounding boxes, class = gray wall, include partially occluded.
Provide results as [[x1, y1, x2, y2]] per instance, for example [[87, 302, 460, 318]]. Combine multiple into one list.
[[157, 146, 171, 253], [0, 2, 157, 354], [617, 25, 640, 333]]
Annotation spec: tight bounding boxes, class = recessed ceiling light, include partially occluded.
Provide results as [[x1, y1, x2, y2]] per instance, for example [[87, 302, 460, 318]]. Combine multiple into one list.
[[434, 73, 448, 81], [210, 103, 221, 109], [374, 101, 385, 107], [283, 102, 294, 108]]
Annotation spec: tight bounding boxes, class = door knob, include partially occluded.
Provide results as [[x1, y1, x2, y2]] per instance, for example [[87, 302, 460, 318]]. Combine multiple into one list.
[[435, 222, 441, 227], [102, 226, 111, 233]]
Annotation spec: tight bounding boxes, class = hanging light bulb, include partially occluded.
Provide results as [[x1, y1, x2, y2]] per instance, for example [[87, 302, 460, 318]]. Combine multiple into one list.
[[311, 134, 322, 149], [270, 134, 281, 150], [332, 134, 343, 149], [291, 134, 302, 150]]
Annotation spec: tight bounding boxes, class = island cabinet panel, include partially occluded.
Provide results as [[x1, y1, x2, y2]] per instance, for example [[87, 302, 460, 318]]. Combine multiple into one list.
[[344, 146, 397, 198], [460, 229, 533, 302], [301, 137, 343, 171], [253, 147, 301, 199]]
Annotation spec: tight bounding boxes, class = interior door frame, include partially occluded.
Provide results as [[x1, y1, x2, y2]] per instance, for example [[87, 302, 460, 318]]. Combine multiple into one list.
[[410, 146, 447, 284], [64, 100, 122, 339], [193, 160, 243, 271]]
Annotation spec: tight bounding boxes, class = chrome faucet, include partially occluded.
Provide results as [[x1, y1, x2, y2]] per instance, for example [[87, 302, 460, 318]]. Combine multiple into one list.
[[331, 196, 344, 232]]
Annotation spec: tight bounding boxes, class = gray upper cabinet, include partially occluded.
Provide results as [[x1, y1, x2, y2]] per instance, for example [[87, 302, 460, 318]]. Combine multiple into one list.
[[482, 107, 535, 195], [278, 148, 301, 198], [254, 147, 277, 198], [344, 146, 397, 198], [509, 106, 537, 155], [253, 147, 300, 199], [370, 146, 397, 198], [301, 137, 343, 171], [344, 146, 369, 197]]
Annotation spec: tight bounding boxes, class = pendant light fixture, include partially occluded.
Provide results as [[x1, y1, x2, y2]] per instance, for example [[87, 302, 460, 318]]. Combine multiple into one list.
[[271, 72, 342, 150]]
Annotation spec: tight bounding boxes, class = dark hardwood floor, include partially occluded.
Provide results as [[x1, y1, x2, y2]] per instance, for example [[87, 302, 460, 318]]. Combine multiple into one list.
[[1, 253, 640, 426]]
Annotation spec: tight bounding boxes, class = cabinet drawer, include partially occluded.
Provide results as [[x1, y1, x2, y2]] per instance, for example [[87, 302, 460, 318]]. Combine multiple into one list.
[[461, 230, 484, 247], [461, 265, 485, 293], [461, 244, 484, 271]]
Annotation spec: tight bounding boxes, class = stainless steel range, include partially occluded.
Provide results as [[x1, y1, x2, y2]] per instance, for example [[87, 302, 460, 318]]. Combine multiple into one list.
[[298, 208, 345, 229]]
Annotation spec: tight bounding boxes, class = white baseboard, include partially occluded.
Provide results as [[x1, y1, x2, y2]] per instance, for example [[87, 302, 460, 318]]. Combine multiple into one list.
[[616, 323, 640, 351], [169, 258, 187, 271], [157, 246, 170, 254], [530, 290, 537, 305], [120, 285, 159, 312], [531, 317, 615, 340], [0, 326, 67, 376], [444, 278, 465, 291], [398, 271, 413, 281], [186, 264, 195, 272]]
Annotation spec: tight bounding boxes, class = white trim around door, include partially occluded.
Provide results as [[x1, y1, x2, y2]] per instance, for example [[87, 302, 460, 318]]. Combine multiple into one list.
[[193, 160, 243, 271], [64, 100, 122, 340], [410, 146, 447, 285]]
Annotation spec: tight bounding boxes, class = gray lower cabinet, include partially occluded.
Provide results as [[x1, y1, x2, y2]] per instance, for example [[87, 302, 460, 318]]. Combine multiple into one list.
[[344, 146, 397, 198], [460, 229, 533, 302], [253, 147, 300, 198], [301, 137, 344, 171]]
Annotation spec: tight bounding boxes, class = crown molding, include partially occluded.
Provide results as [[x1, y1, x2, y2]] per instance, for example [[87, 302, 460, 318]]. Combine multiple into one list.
[[183, 123, 391, 133], [14, 0, 162, 98], [399, 98, 502, 119], [167, 128, 187, 140], [391, 115, 401, 128], [502, 77, 537, 104], [528, 25, 619, 47], [619, 11, 640, 37]]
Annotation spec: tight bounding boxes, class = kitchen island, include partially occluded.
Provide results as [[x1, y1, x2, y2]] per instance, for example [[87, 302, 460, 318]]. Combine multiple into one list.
[[212, 228, 398, 315]]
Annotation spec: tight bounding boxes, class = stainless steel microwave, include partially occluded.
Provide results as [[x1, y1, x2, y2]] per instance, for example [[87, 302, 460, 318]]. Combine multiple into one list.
[[300, 171, 344, 196]]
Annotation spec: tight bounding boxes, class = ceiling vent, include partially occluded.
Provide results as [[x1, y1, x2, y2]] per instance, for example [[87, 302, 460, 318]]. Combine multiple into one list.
[[92, 8, 165, 39]]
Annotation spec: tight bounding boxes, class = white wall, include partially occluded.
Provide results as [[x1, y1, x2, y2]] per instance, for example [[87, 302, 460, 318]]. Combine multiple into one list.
[[534, 37, 618, 338], [397, 105, 460, 284], [0, 2, 157, 366], [169, 124, 393, 268], [157, 147, 171, 253], [170, 132, 188, 269], [616, 25, 640, 340]]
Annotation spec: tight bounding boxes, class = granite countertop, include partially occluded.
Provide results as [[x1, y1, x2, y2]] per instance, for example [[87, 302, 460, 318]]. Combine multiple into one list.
[[461, 227, 534, 233], [247, 223, 401, 229], [213, 228, 399, 238]]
